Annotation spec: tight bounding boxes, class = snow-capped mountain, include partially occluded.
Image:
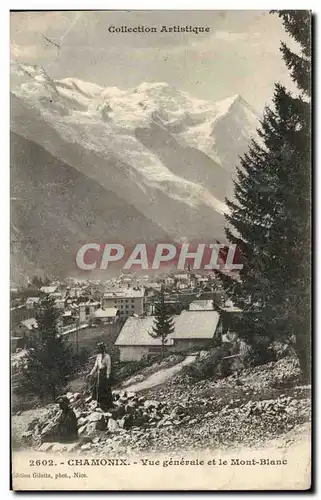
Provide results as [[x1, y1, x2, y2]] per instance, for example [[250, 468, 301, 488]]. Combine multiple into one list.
[[10, 61, 259, 280]]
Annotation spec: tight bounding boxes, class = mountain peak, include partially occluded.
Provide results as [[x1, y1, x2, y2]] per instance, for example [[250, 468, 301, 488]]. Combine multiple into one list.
[[136, 81, 171, 91]]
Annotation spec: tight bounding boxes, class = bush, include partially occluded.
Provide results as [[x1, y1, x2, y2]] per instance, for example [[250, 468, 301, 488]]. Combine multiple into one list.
[[112, 351, 185, 384], [244, 337, 278, 367], [182, 345, 233, 381], [112, 356, 158, 384]]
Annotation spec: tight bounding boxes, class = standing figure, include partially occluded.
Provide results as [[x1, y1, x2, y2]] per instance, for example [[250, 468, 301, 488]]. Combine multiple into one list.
[[89, 342, 113, 411]]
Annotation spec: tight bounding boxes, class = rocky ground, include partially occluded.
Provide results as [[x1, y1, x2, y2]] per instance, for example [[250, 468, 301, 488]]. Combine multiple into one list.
[[13, 356, 311, 456]]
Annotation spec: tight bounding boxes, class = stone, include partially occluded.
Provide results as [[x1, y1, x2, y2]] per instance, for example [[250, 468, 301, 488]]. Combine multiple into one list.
[[52, 443, 68, 453], [77, 417, 88, 428], [108, 418, 120, 433], [88, 412, 104, 422], [78, 425, 87, 436], [65, 442, 80, 452], [89, 401, 98, 410], [38, 442, 53, 452], [27, 418, 39, 431], [127, 392, 136, 399], [81, 443, 92, 451], [74, 410, 81, 419], [22, 430, 34, 440], [84, 422, 97, 437], [144, 400, 159, 409]]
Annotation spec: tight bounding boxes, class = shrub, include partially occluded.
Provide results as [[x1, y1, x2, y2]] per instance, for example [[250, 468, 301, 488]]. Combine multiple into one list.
[[182, 345, 233, 381]]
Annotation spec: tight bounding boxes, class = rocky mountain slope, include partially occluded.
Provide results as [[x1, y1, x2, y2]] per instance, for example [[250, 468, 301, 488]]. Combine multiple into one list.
[[10, 61, 260, 282], [14, 357, 310, 458]]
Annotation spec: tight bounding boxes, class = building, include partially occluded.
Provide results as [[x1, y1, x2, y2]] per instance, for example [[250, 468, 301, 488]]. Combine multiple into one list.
[[40, 286, 58, 294], [114, 316, 174, 362], [78, 301, 100, 323], [20, 317, 38, 333], [13, 318, 38, 343], [55, 298, 66, 310], [25, 297, 40, 310], [102, 288, 145, 317], [171, 310, 222, 350], [93, 307, 120, 324], [115, 309, 222, 361]]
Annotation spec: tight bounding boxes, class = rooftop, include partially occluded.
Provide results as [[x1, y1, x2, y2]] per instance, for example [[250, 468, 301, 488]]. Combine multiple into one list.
[[40, 286, 58, 294], [20, 318, 38, 330], [115, 316, 175, 347], [172, 310, 220, 340], [115, 309, 220, 346], [94, 307, 119, 318], [104, 288, 145, 299]]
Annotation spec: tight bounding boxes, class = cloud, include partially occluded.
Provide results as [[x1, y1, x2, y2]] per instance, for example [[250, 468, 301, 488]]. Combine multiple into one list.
[[213, 30, 248, 42], [11, 42, 57, 62]]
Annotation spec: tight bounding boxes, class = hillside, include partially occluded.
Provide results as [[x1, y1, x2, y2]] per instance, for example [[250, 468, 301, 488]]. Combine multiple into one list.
[[13, 356, 311, 462], [10, 132, 169, 283]]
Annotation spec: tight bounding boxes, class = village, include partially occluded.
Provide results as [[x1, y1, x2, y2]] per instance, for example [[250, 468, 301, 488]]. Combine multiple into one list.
[[10, 269, 241, 366]]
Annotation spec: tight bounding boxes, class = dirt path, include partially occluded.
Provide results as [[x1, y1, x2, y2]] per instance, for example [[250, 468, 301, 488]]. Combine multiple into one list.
[[123, 355, 197, 393]]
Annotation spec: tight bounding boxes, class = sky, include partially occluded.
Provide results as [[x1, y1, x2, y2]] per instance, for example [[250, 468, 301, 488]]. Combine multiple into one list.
[[10, 10, 297, 112]]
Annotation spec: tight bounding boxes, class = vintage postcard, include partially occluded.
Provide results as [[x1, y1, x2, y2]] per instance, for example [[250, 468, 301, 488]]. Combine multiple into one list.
[[10, 10, 311, 491]]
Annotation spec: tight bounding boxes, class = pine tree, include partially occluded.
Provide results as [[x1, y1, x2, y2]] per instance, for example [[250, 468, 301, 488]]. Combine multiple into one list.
[[149, 288, 175, 358], [215, 11, 311, 380], [20, 295, 75, 401]]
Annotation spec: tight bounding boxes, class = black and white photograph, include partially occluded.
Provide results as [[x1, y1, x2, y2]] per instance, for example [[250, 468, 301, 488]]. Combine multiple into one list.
[[10, 9, 311, 491]]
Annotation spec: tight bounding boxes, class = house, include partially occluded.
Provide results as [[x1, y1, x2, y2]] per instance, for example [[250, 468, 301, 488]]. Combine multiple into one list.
[[20, 317, 38, 331], [93, 307, 120, 324], [67, 287, 82, 298], [78, 301, 100, 323], [114, 316, 175, 362], [102, 288, 145, 318], [25, 297, 40, 310], [115, 309, 222, 361], [62, 310, 75, 327], [171, 310, 222, 350], [14, 318, 38, 341], [40, 286, 58, 295], [55, 298, 66, 310]]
